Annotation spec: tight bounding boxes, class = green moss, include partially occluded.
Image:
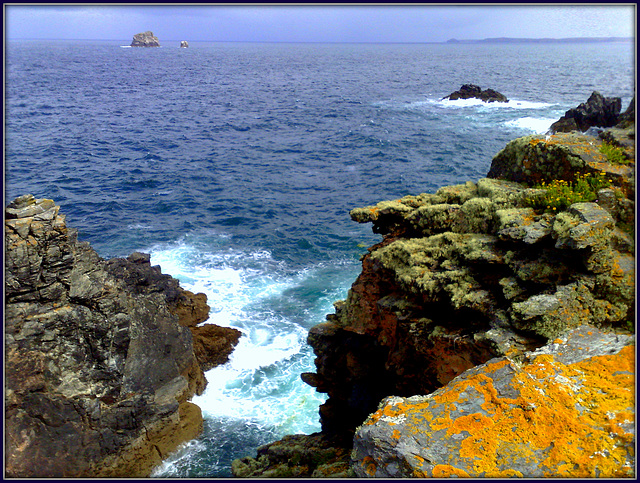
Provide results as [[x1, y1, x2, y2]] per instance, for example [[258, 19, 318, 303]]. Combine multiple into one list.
[[435, 181, 478, 204], [552, 211, 580, 241], [616, 221, 635, 237], [408, 203, 460, 234], [599, 142, 630, 165], [476, 178, 528, 207], [454, 198, 497, 233]]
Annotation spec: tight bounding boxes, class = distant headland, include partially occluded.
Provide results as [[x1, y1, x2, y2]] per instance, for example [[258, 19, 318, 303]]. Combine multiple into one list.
[[445, 36, 632, 44]]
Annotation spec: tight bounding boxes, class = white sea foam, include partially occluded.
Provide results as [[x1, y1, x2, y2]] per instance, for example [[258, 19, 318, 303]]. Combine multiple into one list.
[[150, 439, 207, 477], [434, 98, 552, 109], [149, 241, 329, 436], [504, 117, 556, 134]]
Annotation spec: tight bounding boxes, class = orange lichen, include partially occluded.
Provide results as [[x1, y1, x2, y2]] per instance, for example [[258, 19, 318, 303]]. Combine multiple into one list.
[[432, 464, 471, 478], [367, 340, 635, 477], [361, 456, 377, 476]]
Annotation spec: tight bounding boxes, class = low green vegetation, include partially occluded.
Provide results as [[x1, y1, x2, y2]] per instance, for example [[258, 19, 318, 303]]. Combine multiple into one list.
[[599, 142, 630, 165], [526, 172, 611, 213]]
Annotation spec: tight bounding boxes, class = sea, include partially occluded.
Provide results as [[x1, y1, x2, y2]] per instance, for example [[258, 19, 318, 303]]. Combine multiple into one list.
[[4, 39, 635, 477]]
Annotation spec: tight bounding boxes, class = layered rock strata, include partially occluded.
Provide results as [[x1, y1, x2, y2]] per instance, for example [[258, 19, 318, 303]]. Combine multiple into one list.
[[130, 31, 160, 47], [233, 121, 635, 476], [5, 195, 240, 477]]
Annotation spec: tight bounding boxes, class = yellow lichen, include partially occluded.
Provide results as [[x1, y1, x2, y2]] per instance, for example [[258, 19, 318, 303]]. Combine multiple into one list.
[[361, 456, 377, 476], [432, 464, 471, 478], [368, 341, 634, 477]]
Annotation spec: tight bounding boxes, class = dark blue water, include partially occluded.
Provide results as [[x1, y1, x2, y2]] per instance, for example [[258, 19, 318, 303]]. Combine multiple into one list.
[[5, 39, 635, 477]]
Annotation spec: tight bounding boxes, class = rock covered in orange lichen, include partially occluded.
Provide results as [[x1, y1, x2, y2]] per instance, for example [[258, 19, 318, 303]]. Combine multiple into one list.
[[351, 325, 635, 478]]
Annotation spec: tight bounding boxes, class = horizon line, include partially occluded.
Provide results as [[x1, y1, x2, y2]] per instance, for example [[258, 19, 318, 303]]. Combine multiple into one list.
[[7, 36, 634, 44]]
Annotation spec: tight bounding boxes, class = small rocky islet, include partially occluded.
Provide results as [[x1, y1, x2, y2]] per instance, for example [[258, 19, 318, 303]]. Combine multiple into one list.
[[4, 90, 635, 478], [130, 31, 160, 48]]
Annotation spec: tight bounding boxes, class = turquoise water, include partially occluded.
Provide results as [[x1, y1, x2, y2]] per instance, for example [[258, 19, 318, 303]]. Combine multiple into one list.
[[4, 39, 634, 476]]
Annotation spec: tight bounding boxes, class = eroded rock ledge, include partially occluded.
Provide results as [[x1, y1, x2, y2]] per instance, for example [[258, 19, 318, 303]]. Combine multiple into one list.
[[5, 195, 241, 477], [233, 107, 635, 477]]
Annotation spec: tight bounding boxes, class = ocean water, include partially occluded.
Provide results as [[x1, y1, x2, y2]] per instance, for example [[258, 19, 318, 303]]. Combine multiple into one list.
[[4, 39, 634, 477]]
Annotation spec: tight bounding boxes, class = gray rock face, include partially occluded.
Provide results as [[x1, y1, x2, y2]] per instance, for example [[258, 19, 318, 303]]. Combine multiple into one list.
[[4, 195, 239, 477], [351, 325, 635, 478], [550, 91, 622, 133], [130, 31, 160, 47]]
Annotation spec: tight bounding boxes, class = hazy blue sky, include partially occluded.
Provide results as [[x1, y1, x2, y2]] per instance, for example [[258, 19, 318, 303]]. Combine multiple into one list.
[[4, 4, 636, 43]]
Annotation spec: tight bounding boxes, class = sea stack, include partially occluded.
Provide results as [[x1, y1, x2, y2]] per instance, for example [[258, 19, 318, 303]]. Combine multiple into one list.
[[130, 31, 160, 47], [180, 41, 189, 48]]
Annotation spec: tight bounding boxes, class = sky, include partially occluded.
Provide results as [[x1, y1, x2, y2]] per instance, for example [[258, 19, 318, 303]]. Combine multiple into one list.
[[3, 4, 636, 43]]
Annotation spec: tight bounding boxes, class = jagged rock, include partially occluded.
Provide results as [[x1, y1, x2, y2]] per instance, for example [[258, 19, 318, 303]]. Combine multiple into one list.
[[191, 324, 242, 372], [549, 91, 622, 133], [616, 97, 635, 129], [180, 40, 189, 48], [4, 195, 240, 477], [443, 84, 508, 103], [351, 325, 635, 478], [130, 31, 160, 47]]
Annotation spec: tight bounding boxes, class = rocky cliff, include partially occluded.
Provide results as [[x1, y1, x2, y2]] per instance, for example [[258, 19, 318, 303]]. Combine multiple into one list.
[[5, 195, 241, 477], [232, 99, 635, 477]]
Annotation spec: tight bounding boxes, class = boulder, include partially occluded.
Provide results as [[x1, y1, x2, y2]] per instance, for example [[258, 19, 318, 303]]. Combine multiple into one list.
[[180, 40, 189, 48], [352, 325, 635, 478], [443, 84, 508, 103], [130, 31, 160, 47], [549, 91, 622, 133], [4, 195, 240, 477]]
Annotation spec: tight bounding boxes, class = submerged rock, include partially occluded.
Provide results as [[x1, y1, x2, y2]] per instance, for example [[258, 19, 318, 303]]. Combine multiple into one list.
[[130, 31, 160, 47], [352, 325, 635, 478], [443, 84, 508, 103], [5, 195, 240, 477]]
